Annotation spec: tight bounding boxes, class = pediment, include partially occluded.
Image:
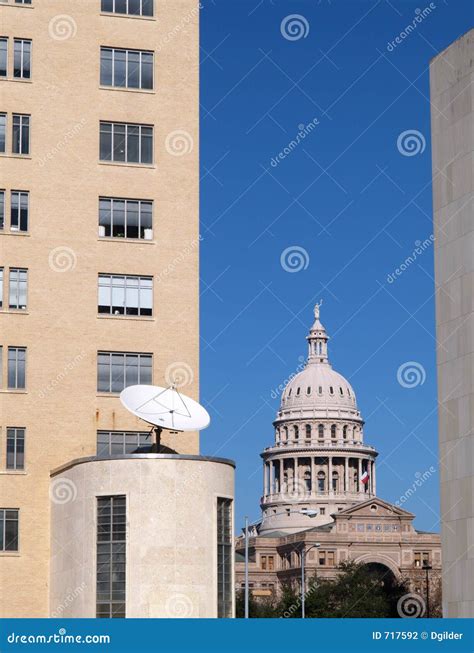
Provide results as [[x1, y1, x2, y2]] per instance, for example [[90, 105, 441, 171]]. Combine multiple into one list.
[[333, 497, 415, 519]]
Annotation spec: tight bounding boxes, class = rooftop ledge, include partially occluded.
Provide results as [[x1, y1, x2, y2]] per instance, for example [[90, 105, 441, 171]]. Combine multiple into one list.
[[51, 453, 236, 477]]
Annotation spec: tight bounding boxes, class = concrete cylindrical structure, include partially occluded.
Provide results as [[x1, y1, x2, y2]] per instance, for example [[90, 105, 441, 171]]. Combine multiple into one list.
[[49, 454, 234, 618]]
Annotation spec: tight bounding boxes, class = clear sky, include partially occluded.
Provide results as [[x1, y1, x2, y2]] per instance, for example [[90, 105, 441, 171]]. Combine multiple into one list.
[[199, 0, 472, 533]]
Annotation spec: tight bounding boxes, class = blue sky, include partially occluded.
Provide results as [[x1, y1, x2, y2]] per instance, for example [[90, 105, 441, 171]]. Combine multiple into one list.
[[199, 0, 472, 532]]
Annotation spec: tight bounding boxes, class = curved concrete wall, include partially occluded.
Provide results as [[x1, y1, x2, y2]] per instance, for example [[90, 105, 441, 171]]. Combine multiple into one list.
[[49, 455, 234, 618]]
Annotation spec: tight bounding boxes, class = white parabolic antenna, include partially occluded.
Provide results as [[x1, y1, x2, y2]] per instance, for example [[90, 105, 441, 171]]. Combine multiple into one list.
[[120, 385, 211, 432]]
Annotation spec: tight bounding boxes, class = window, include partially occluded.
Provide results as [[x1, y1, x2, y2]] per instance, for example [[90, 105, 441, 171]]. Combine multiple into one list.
[[96, 496, 126, 618], [8, 347, 26, 389], [332, 471, 339, 492], [261, 555, 275, 571], [318, 550, 335, 566], [329, 386, 334, 395], [318, 386, 322, 395], [320, 507, 326, 515], [101, 0, 153, 16], [317, 471, 325, 493], [9, 268, 27, 309], [100, 47, 153, 90], [97, 431, 151, 456], [294, 425, 298, 440], [305, 424, 311, 439], [98, 274, 153, 316], [15, 0, 32, 4], [12, 114, 29, 154], [331, 424, 336, 439], [0, 190, 4, 229], [99, 197, 152, 239], [0, 38, 7, 77], [13, 39, 31, 79], [0, 114, 6, 152], [100, 121, 153, 164], [97, 351, 152, 393], [6, 427, 25, 470], [0, 509, 19, 551], [318, 424, 324, 439], [306, 386, 311, 394], [217, 497, 232, 618], [414, 552, 430, 568], [11, 191, 28, 231], [343, 425, 348, 439]]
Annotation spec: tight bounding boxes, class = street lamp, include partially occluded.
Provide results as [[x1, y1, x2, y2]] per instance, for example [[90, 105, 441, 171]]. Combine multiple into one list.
[[244, 508, 318, 618], [301, 543, 320, 619], [422, 563, 432, 618]]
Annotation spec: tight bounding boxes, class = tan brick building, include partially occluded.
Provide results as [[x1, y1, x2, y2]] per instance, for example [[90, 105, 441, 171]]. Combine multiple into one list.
[[0, 0, 234, 619]]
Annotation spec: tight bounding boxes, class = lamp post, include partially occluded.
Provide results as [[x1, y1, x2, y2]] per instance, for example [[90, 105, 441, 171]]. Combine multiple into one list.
[[301, 543, 320, 619], [244, 509, 318, 619], [422, 563, 432, 618]]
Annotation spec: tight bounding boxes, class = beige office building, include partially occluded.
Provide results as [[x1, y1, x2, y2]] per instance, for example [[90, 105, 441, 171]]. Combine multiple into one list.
[[0, 0, 234, 619], [430, 28, 474, 618]]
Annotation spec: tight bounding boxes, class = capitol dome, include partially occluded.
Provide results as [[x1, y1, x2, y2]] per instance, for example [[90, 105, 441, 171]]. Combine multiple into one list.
[[277, 302, 361, 422]]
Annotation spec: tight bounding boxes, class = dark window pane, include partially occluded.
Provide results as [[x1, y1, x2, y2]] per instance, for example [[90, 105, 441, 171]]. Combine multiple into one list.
[[113, 124, 126, 162], [142, 0, 153, 16], [125, 355, 139, 386], [127, 51, 140, 88], [101, 0, 114, 11], [141, 127, 153, 163], [99, 198, 111, 237], [128, 0, 141, 14], [0, 115, 6, 153], [111, 354, 125, 392], [115, 0, 127, 13], [0, 39, 7, 77], [100, 48, 113, 86], [114, 50, 126, 87], [100, 123, 112, 161], [5, 517, 19, 551], [112, 200, 125, 238], [127, 126, 139, 163], [126, 201, 139, 239], [141, 52, 153, 89], [98, 353, 110, 392]]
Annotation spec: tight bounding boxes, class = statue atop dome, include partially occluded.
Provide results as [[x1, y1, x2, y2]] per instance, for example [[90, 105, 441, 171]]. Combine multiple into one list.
[[314, 299, 323, 320]]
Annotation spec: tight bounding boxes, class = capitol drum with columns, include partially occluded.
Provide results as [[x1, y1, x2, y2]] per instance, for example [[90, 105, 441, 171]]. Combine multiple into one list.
[[261, 303, 377, 533]]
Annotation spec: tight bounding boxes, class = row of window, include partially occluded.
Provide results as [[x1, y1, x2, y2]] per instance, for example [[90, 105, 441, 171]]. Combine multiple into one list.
[[0, 38, 31, 79], [1, 429, 154, 471], [0, 348, 153, 392], [0, 268, 27, 309], [0, 273, 154, 316], [0, 117, 159, 163], [277, 423, 359, 441], [0, 0, 152, 13], [0, 113, 29, 155], [287, 384, 352, 398], [0, 193, 153, 239]]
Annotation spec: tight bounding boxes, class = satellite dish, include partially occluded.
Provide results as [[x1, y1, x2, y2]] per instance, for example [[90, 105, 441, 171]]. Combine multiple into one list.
[[120, 385, 211, 433]]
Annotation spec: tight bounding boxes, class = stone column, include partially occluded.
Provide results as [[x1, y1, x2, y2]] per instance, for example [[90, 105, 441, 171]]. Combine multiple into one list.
[[344, 457, 349, 493], [312, 456, 317, 495], [264, 462, 268, 497], [372, 460, 376, 496], [270, 460, 274, 495], [357, 458, 362, 494], [328, 456, 333, 495], [293, 457, 298, 494], [279, 458, 284, 496]]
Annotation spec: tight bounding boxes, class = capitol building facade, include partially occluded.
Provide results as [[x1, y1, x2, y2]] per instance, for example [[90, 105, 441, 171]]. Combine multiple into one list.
[[236, 306, 441, 606]]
